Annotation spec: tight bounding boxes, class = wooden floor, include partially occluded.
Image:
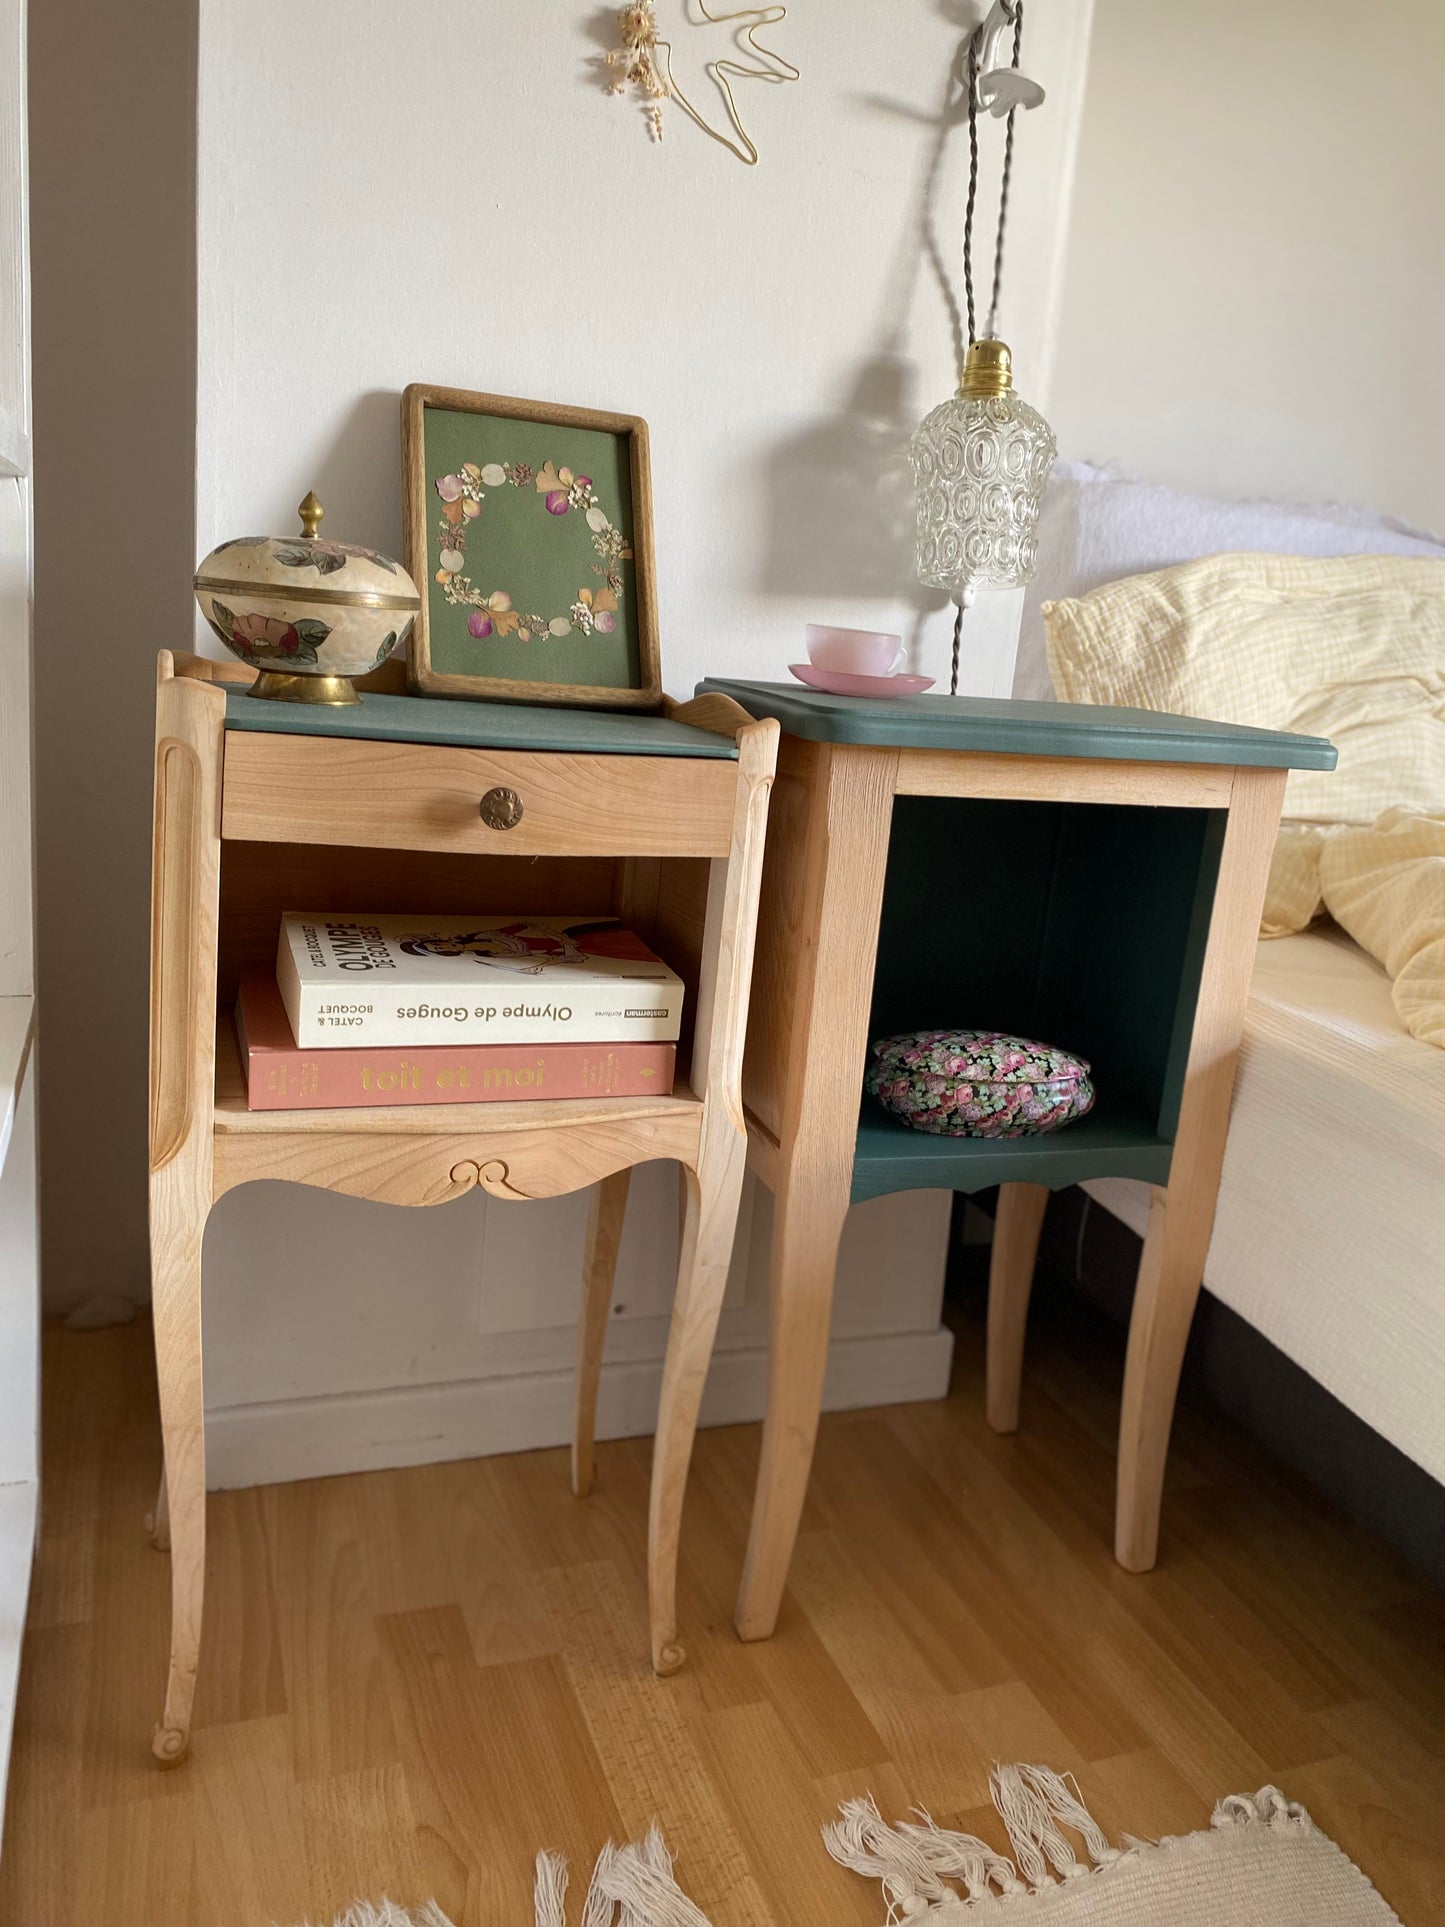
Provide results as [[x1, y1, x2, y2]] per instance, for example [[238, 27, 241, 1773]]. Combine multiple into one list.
[[4, 1301, 1443, 1926]]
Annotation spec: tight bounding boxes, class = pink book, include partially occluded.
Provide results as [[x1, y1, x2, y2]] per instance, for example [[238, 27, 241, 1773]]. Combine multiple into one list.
[[234, 971, 676, 1112]]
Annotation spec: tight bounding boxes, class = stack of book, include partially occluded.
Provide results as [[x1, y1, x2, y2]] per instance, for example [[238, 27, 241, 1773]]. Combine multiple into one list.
[[235, 913, 684, 1111]]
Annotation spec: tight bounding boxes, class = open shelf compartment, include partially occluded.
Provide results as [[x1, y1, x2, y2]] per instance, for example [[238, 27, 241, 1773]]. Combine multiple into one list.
[[852, 793, 1226, 1201], [210, 837, 715, 1135]]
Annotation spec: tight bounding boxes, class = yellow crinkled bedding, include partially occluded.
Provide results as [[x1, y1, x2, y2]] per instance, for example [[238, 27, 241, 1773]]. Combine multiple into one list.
[[1045, 553, 1445, 1046]]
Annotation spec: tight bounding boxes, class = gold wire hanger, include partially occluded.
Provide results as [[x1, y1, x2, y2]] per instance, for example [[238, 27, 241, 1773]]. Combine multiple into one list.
[[655, 2, 799, 166], [607, 1, 798, 165]]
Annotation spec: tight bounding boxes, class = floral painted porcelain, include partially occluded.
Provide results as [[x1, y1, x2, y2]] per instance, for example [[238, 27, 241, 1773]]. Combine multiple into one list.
[[194, 493, 421, 704], [865, 1029, 1094, 1138]]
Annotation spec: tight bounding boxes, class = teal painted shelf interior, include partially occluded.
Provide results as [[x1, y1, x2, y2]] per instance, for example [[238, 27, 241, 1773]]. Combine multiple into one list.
[[849, 794, 1224, 1201], [221, 686, 737, 759], [852, 1103, 1174, 1202], [699, 678, 1337, 769]]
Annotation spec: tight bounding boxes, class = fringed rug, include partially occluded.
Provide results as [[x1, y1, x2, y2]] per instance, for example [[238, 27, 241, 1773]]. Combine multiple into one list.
[[301, 1764, 1401, 1926], [305, 1827, 709, 1927], [823, 1765, 1401, 1925]]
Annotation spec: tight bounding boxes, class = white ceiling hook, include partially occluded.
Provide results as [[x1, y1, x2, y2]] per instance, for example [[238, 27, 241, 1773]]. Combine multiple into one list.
[[973, 0, 1015, 74], [973, 0, 1046, 117]]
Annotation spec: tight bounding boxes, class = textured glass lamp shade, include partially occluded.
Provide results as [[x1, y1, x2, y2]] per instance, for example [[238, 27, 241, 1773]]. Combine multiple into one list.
[[911, 338, 1057, 600]]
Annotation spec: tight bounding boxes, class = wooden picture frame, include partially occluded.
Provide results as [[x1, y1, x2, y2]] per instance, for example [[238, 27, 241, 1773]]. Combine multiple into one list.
[[402, 384, 662, 710]]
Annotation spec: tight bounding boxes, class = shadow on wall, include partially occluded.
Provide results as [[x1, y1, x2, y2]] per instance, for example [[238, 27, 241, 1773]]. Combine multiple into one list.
[[580, 6, 622, 96], [756, 2, 982, 661]]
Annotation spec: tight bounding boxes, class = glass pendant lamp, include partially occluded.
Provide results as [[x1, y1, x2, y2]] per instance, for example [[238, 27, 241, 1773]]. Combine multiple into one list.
[[912, 0, 1055, 691], [912, 335, 1056, 608]]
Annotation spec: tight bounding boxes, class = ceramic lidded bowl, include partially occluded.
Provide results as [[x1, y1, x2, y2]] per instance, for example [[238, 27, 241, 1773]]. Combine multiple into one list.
[[865, 1029, 1094, 1138], [194, 493, 421, 705]]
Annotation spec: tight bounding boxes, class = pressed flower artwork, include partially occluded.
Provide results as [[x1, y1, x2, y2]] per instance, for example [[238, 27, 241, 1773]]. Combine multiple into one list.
[[429, 458, 631, 643], [403, 387, 660, 708]]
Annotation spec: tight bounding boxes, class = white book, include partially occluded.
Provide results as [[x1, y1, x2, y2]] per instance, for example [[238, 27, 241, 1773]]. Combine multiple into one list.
[[276, 913, 685, 1049]]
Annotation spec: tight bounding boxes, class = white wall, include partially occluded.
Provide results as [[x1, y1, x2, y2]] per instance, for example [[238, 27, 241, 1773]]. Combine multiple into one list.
[[196, 1, 1092, 694], [189, 1, 1093, 1481], [1049, 0, 1445, 532]]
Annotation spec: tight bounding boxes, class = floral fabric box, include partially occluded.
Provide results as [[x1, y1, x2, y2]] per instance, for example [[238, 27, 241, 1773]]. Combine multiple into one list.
[[865, 1030, 1094, 1138]]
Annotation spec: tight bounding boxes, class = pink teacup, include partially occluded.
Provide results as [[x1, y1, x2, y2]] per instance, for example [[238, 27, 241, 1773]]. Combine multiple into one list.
[[805, 624, 905, 677]]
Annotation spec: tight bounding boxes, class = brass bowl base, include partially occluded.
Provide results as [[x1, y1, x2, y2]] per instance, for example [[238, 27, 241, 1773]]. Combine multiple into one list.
[[248, 671, 361, 706]]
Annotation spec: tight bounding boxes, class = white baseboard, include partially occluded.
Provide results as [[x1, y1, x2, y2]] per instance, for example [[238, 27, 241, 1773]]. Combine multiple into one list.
[[205, 1324, 954, 1489]]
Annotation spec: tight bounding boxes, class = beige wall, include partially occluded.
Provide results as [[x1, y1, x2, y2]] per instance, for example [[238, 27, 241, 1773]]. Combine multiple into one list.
[[29, 0, 197, 1307], [1049, 0, 1445, 532]]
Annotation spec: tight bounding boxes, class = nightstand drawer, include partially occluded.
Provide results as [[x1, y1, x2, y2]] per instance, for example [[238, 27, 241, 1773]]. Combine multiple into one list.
[[220, 731, 737, 857]]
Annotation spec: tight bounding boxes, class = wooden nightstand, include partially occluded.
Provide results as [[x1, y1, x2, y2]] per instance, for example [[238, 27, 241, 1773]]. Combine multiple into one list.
[[693, 680, 1335, 1646], [146, 651, 776, 1764]]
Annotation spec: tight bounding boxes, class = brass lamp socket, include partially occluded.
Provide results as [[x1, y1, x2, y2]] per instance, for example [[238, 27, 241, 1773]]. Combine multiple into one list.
[[960, 337, 1014, 398]]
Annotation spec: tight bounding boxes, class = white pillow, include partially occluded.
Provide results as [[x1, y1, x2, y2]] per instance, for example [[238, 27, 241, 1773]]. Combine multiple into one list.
[[1013, 461, 1445, 700]]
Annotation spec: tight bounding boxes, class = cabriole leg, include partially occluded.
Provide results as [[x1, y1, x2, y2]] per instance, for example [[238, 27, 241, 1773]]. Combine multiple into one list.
[[986, 1181, 1050, 1433], [734, 1176, 850, 1644], [648, 1135, 746, 1674], [149, 1202, 207, 1766], [1115, 767, 1286, 1570], [571, 1167, 632, 1499], [147, 660, 224, 1764], [147, 1456, 171, 1551], [1115, 1185, 1207, 1572]]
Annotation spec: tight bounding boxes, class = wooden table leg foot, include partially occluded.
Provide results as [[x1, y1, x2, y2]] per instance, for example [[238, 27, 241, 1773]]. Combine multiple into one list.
[[652, 1638, 687, 1676], [152, 1722, 190, 1768]]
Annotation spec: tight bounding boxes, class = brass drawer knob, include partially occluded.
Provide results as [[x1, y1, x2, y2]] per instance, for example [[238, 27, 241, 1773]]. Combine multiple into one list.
[[479, 786, 524, 831]]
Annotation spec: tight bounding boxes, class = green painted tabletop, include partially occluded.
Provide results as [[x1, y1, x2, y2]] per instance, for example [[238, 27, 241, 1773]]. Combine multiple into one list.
[[221, 687, 737, 759], [698, 679, 1337, 770]]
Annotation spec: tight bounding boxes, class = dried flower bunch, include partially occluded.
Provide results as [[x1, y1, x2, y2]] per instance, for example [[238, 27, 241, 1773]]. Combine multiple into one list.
[[607, 1, 669, 143], [605, 0, 798, 164]]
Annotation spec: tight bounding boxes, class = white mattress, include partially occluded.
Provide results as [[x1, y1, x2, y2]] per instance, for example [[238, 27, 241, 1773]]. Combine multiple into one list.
[[1086, 925, 1445, 1484]]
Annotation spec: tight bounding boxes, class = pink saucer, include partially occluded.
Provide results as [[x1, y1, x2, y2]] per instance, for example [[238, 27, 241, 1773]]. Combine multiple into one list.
[[789, 663, 935, 699]]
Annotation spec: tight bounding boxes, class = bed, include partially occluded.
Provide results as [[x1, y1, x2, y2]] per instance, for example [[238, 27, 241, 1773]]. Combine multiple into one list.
[[1015, 461, 1445, 1492], [1086, 924, 1445, 1484]]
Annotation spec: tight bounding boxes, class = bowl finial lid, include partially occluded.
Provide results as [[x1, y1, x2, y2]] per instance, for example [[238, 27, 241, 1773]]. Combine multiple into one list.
[[298, 491, 324, 539]]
